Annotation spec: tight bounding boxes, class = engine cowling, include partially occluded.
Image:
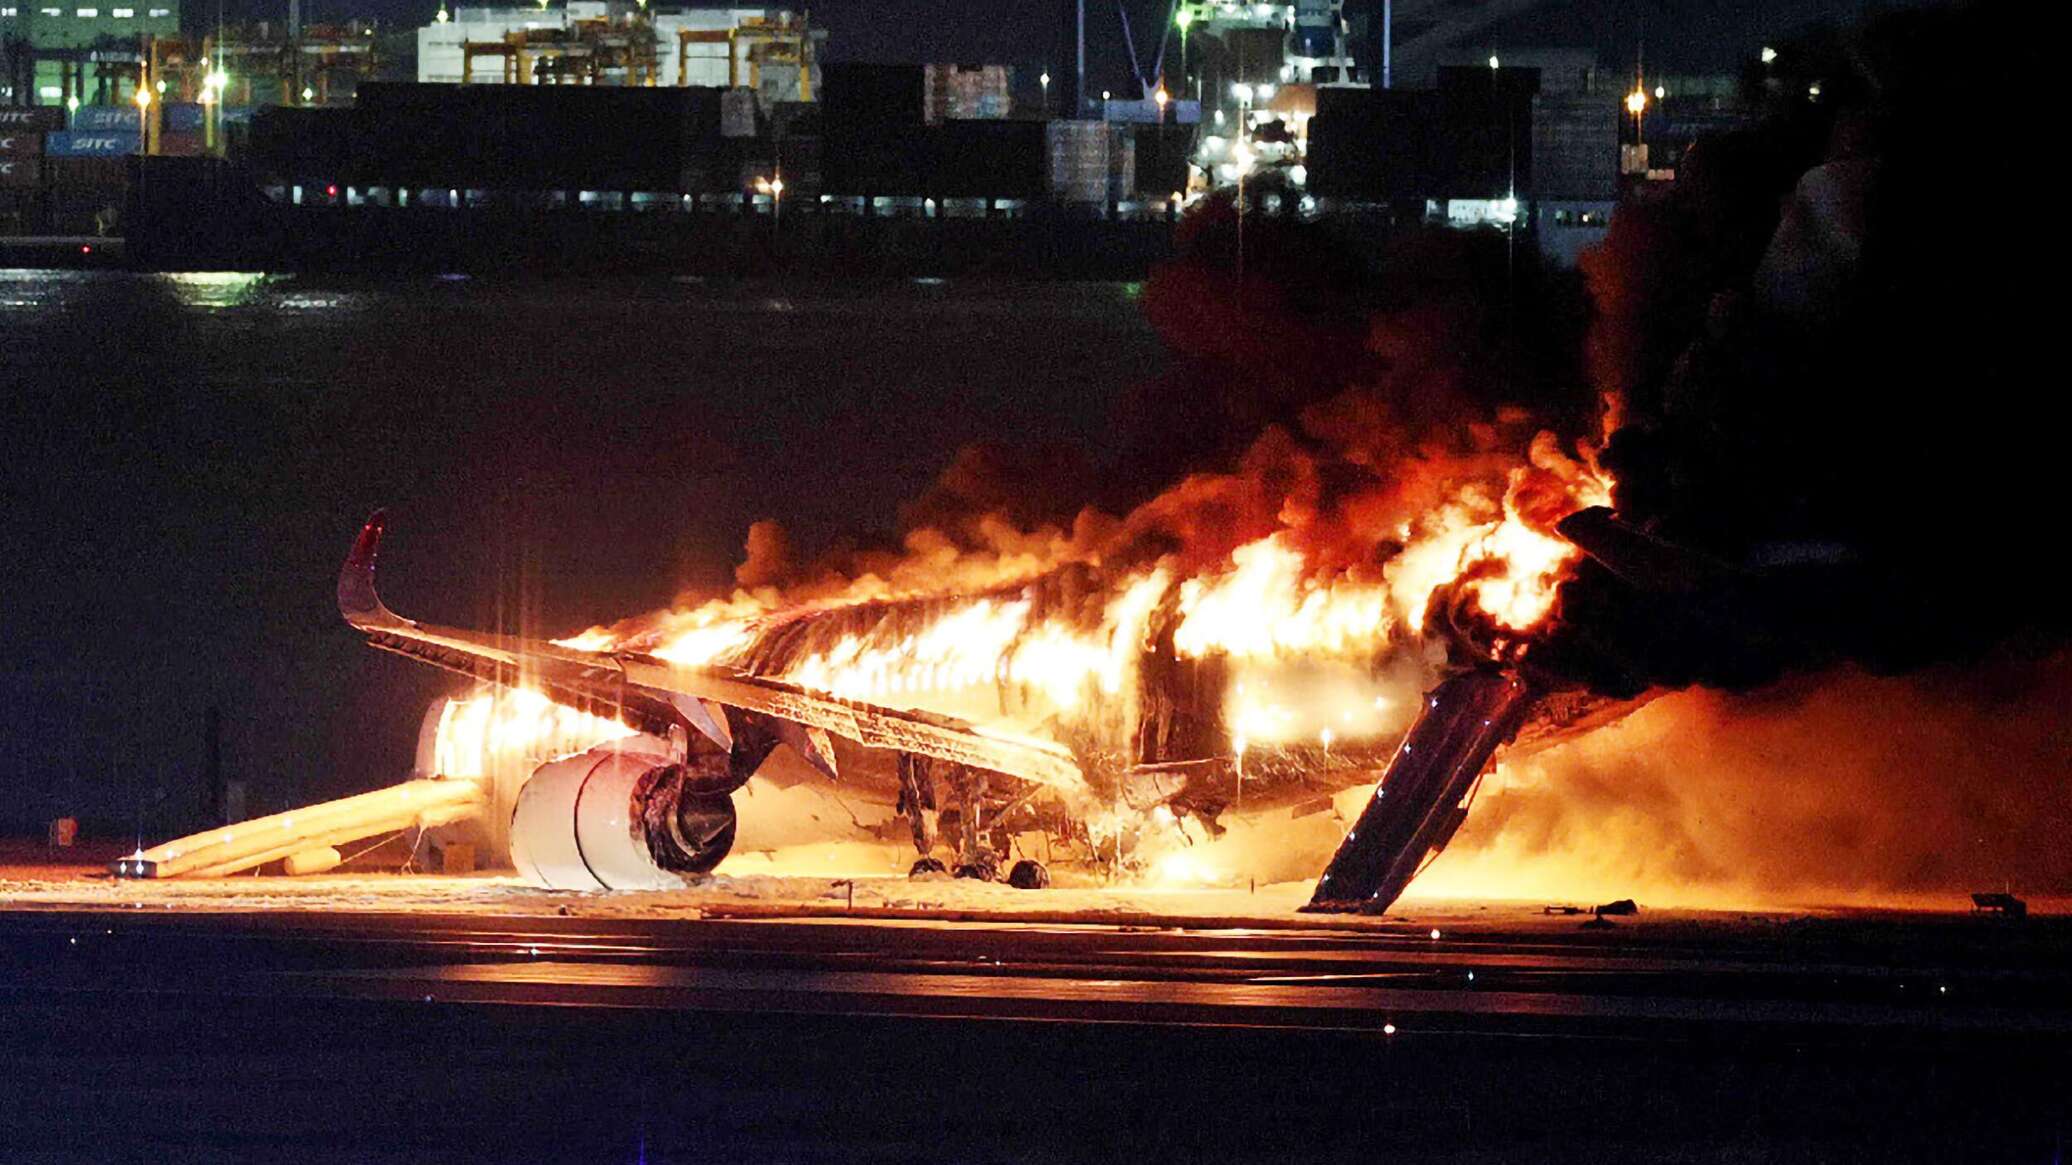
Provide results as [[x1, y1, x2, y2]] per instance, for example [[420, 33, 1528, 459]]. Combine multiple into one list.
[[510, 740, 739, 890]]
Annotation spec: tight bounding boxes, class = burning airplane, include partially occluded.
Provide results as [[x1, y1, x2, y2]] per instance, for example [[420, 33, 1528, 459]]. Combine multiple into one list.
[[114, 426, 1653, 914]]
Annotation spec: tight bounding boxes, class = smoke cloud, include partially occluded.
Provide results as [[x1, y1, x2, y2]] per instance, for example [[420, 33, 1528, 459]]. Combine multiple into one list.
[[1427, 651, 2072, 906], [1551, 0, 2065, 693]]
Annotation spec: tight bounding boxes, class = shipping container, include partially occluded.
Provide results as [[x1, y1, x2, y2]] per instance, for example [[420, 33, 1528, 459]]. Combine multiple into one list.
[[924, 64, 1012, 124], [1308, 87, 1450, 201], [340, 82, 722, 191], [821, 63, 925, 134], [1099, 98, 1201, 125], [927, 121, 1045, 198], [165, 103, 206, 133], [721, 88, 759, 139], [158, 131, 205, 158], [71, 106, 143, 132], [40, 155, 131, 188], [46, 131, 141, 158], [819, 67, 928, 197], [1531, 94, 1617, 201], [0, 130, 42, 156], [0, 157, 39, 187], [1046, 121, 1133, 204], [1130, 124, 1191, 197], [0, 106, 67, 131]]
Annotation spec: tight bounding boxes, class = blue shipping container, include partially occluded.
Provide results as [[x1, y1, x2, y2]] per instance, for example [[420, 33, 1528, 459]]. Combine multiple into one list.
[[1100, 98, 1201, 125], [71, 106, 143, 131], [165, 102, 205, 132], [46, 130, 141, 156]]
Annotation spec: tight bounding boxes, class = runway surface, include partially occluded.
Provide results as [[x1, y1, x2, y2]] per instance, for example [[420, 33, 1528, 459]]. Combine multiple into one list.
[[3, 903, 2069, 1161]]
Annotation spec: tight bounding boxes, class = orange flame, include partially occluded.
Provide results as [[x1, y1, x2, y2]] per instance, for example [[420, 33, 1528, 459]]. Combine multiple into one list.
[[430, 688, 636, 781], [555, 432, 1610, 757]]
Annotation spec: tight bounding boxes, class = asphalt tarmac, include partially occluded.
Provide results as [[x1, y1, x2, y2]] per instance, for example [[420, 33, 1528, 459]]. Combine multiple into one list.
[[2, 905, 2068, 1162]]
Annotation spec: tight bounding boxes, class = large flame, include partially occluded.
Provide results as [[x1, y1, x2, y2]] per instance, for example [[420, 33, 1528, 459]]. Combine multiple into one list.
[[430, 688, 636, 781], [553, 431, 1610, 760]]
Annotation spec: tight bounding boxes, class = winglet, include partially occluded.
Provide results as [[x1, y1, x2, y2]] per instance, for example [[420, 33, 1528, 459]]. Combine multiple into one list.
[[337, 509, 402, 629]]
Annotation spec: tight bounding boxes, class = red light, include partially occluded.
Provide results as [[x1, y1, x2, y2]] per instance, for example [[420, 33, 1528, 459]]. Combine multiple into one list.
[[80, 245, 92, 254], [326, 184, 339, 197]]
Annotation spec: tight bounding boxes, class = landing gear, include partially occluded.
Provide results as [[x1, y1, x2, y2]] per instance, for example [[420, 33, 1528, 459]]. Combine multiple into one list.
[[896, 754, 941, 856], [953, 854, 1001, 882], [898, 753, 1050, 888]]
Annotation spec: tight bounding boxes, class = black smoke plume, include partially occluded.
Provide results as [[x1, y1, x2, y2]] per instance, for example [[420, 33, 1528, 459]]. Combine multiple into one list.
[[1541, 0, 2064, 696]]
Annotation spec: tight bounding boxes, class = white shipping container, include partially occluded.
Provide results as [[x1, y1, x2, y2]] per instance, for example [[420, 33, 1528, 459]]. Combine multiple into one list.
[[1046, 121, 1134, 203], [721, 88, 759, 138]]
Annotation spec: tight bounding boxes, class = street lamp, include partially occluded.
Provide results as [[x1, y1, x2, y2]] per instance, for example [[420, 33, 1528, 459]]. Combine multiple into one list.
[[1039, 70, 1050, 113], [754, 173, 784, 227], [1625, 86, 1647, 159], [133, 85, 151, 156], [199, 68, 228, 153]]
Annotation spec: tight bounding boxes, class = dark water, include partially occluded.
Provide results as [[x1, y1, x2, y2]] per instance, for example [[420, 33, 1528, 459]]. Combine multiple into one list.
[[0, 270, 1163, 832]]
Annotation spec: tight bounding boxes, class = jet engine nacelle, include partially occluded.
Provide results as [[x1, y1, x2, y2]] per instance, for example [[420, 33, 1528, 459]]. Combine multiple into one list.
[[510, 740, 739, 891]]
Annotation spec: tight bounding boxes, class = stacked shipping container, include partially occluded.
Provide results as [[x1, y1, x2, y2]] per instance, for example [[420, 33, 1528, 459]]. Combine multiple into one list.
[[1, 105, 133, 234]]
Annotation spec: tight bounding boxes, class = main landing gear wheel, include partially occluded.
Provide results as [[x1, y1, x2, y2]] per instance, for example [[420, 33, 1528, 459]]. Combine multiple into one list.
[[908, 856, 948, 879], [1007, 859, 1050, 889], [953, 854, 1001, 882]]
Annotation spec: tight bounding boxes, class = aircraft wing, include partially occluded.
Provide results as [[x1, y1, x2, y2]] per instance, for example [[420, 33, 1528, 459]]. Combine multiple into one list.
[[338, 512, 1088, 794]]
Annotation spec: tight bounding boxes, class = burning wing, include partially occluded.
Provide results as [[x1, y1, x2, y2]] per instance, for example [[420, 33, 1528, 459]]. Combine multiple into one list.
[[339, 512, 1087, 795]]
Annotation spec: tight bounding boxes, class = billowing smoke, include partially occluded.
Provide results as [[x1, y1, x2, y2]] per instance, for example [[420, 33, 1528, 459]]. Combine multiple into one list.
[[1462, 0, 2071, 904], [1547, 0, 2065, 694], [1428, 651, 2072, 906]]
